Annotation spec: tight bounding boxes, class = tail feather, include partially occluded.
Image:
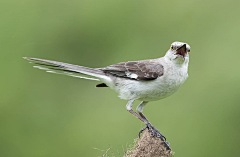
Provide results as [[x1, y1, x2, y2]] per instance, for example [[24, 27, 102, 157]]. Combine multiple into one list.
[[23, 57, 107, 81]]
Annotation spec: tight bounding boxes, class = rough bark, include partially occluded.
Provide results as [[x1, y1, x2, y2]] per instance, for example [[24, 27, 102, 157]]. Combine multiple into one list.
[[125, 128, 173, 157]]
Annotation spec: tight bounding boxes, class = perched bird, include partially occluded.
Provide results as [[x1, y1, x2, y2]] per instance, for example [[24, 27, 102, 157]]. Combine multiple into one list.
[[24, 41, 190, 146]]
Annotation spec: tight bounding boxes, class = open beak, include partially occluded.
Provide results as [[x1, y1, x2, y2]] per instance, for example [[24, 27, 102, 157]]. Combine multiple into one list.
[[175, 44, 187, 58]]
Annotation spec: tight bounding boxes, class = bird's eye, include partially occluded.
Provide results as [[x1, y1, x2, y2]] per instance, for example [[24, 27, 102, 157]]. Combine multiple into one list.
[[188, 49, 191, 53], [171, 46, 174, 50]]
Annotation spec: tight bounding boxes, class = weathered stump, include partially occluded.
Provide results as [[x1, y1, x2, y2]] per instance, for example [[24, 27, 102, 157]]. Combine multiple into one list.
[[126, 128, 173, 157]]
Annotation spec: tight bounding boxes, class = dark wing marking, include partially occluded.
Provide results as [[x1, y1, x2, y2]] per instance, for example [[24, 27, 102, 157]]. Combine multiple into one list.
[[96, 83, 108, 87], [100, 60, 164, 81]]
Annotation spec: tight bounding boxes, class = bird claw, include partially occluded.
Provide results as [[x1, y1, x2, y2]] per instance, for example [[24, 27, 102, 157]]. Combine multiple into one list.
[[147, 123, 166, 141], [138, 123, 171, 150], [138, 126, 147, 138], [138, 123, 166, 140]]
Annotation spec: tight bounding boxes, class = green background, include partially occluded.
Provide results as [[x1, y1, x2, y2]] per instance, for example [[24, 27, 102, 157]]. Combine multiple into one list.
[[1, 0, 240, 156]]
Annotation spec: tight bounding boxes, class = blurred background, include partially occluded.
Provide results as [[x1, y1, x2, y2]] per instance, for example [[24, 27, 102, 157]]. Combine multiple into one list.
[[1, 0, 240, 156]]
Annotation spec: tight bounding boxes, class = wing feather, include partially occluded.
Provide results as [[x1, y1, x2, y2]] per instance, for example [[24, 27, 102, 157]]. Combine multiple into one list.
[[101, 59, 164, 81]]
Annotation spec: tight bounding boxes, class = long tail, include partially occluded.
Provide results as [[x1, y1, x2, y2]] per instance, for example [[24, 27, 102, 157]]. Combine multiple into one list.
[[23, 57, 108, 81]]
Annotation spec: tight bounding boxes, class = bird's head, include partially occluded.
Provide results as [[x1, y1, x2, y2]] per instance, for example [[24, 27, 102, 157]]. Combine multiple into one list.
[[165, 41, 191, 64]]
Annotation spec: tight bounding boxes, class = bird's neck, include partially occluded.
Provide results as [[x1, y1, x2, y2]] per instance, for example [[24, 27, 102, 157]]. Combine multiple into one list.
[[164, 56, 189, 69]]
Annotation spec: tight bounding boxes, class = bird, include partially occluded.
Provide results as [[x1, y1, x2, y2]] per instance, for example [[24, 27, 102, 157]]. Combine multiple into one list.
[[23, 41, 190, 147]]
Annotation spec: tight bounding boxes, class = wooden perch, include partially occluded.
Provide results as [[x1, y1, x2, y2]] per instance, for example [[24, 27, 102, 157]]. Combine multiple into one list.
[[125, 128, 173, 157]]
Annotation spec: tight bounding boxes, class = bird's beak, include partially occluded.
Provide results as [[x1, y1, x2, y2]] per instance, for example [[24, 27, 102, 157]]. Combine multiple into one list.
[[175, 44, 187, 58]]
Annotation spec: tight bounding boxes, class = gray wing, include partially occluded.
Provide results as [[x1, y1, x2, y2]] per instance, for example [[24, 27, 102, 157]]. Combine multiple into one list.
[[100, 59, 164, 81]]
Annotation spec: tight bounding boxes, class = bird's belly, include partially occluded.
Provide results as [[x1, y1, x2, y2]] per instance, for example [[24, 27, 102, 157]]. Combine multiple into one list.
[[114, 76, 186, 101], [137, 81, 182, 101]]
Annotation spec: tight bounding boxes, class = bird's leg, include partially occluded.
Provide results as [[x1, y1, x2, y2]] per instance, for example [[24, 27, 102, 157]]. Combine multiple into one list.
[[126, 100, 148, 124], [127, 100, 170, 149], [136, 101, 149, 122], [136, 101, 167, 142]]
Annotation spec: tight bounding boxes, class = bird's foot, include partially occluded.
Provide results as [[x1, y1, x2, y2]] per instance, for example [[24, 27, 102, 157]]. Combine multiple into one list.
[[139, 123, 166, 140], [138, 126, 147, 138], [138, 123, 171, 150]]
